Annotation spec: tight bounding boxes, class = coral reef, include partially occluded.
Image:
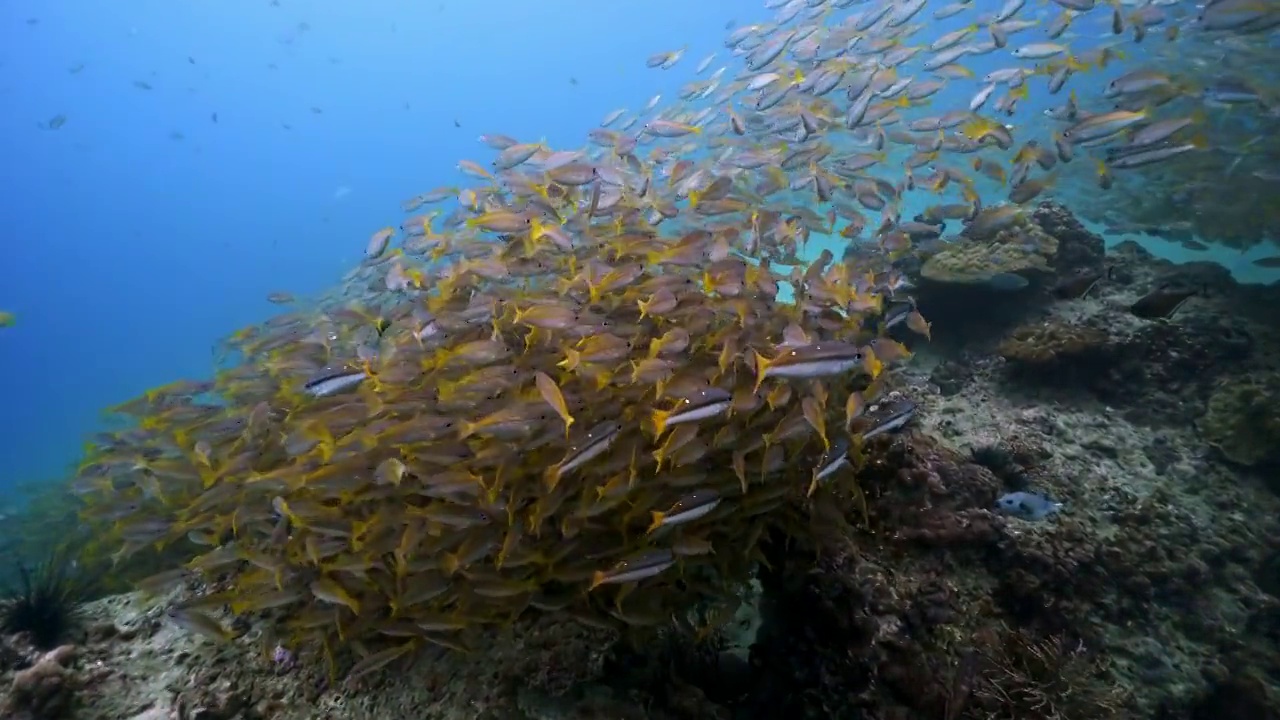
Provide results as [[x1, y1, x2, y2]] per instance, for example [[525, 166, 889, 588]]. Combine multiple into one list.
[[3, 202, 1280, 720], [1199, 372, 1280, 468]]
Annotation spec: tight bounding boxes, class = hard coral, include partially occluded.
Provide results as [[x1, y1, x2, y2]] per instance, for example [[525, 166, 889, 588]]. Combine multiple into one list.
[[921, 212, 1058, 286], [1030, 201, 1105, 273], [997, 319, 1113, 369], [3, 644, 78, 720], [1199, 372, 1280, 467]]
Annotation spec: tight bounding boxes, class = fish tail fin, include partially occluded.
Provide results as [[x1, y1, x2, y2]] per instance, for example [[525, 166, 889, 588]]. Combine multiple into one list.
[[440, 553, 460, 576], [458, 421, 477, 440], [751, 351, 771, 394], [647, 512, 666, 534], [543, 465, 563, 492], [861, 349, 884, 378], [651, 409, 671, 437], [594, 370, 614, 390], [558, 348, 581, 372], [588, 571, 607, 591]]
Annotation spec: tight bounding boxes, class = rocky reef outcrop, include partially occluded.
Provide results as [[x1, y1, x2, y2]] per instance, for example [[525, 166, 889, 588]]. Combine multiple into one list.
[[907, 202, 1109, 351]]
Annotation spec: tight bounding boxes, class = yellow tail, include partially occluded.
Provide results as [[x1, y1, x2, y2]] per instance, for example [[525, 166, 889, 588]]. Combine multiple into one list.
[[751, 350, 772, 394], [647, 511, 667, 534]]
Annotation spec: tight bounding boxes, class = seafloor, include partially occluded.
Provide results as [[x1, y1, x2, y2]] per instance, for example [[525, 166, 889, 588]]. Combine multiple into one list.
[[4, 203, 1280, 720]]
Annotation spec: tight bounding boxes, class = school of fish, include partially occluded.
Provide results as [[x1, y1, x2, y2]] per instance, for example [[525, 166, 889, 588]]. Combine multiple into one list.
[[69, 0, 1277, 681]]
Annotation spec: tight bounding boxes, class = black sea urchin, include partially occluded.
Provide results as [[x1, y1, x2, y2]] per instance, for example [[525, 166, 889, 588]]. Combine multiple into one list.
[[1, 548, 96, 649]]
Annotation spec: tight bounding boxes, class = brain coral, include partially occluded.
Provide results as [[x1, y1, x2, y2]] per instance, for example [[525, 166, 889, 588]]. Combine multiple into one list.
[[1200, 372, 1280, 467]]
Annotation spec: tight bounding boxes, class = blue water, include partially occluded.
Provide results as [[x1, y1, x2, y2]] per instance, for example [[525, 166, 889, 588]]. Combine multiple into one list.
[[2, 0, 1278, 498], [0, 0, 762, 492]]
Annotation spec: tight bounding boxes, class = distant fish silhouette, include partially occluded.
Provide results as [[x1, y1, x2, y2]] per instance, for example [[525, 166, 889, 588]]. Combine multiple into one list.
[[1053, 266, 1113, 300], [986, 272, 1029, 291], [1130, 283, 1204, 320]]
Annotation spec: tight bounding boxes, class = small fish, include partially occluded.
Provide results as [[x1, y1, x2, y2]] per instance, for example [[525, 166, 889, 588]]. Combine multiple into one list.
[[996, 491, 1062, 520], [986, 272, 1029, 291], [879, 301, 915, 331], [303, 368, 367, 397], [590, 549, 676, 589], [648, 490, 721, 533], [534, 371, 575, 434], [165, 607, 241, 643], [652, 387, 732, 435], [0, 311, 14, 328], [807, 437, 852, 496], [374, 458, 407, 486], [1252, 256, 1280, 268], [366, 227, 395, 259], [545, 421, 622, 488], [1052, 267, 1112, 300], [644, 120, 702, 138], [1129, 284, 1201, 320], [855, 398, 917, 441], [311, 576, 362, 614], [753, 342, 868, 393], [645, 47, 686, 70]]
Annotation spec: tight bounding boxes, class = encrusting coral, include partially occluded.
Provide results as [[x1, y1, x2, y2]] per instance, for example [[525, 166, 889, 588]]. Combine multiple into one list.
[[997, 320, 1112, 368], [1199, 371, 1280, 467]]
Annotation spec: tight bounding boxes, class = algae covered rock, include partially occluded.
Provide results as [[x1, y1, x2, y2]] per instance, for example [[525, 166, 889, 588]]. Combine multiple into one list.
[[920, 208, 1058, 286], [997, 319, 1112, 367], [1200, 372, 1280, 467]]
